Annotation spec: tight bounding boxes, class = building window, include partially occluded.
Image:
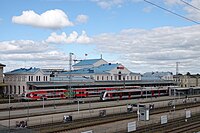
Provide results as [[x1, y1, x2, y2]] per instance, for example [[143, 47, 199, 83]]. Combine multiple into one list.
[[43, 76, 45, 81], [97, 76, 99, 80], [23, 86, 25, 93], [39, 76, 40, 81], [36, 76, 38, 81], [18, 86, 20, 94], [111, 76, 112, 80], [107, 76, 109, 80], [102, 76, 104, 80], [118, 72, 122, 80], [9, 86, 12, 94], [127, 76, 129, 80], [31, 76, 33, 81], [46, 76, 48, 81], [22, 76, 25, 81], [14, 86, 16, 94]]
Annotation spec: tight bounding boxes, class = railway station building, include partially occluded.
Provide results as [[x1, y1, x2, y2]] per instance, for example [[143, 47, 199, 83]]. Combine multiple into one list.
[[173, 74, 200, 87], [142, 72, 173, 81], [57, 58, 141, 81], [3, 58, 177, 96], [4, 67, 51, 96], [0, 63, 6, 97]]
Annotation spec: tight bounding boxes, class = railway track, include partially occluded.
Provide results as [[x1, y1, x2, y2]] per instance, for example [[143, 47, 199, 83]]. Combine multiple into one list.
[[0, 98, 99, 111], [133, 113, 200, 133], [25, 101, 200, 133], [1, 95, 199, 111], [0, 95, 180, 120], [1, 96, 198, 121]]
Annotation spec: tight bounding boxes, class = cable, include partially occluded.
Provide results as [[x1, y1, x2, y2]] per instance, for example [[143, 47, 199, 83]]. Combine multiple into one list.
[[144, 0, 200, 24], [180, 0, 200, 12]]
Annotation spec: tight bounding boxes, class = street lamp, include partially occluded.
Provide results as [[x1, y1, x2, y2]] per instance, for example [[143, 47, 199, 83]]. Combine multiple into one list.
[[69, 52, 74, 99], [8, 87, 11, 133]]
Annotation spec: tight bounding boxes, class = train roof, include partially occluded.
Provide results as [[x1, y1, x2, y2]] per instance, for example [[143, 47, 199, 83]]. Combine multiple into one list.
[[174, 87, 200, 90], [104, 87, 166, 93], [24, 88, 66, 93]]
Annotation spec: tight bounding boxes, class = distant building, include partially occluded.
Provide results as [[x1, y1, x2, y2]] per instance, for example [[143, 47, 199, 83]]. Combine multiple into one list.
[[4, 67, 51, 96], [58, 58, 141, 81], [0, 63, 6, 96], [3, 58, 142, 96], [73, 58, 108, 70], [142, 72, 173, 81], [174, 74, 200, 87]]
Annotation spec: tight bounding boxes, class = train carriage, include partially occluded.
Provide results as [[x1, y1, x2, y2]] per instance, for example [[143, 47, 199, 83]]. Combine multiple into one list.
[[100, 87, 169, 101], [21, 89, 69, 101]]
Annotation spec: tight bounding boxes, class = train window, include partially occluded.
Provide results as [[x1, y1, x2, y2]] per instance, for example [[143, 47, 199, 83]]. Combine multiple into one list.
[[124, 92, 129, 96]]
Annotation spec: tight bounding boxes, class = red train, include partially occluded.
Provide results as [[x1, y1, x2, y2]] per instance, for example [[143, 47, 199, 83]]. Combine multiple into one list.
[[100, 87, 169, 101], [21, 86, 141, 101]]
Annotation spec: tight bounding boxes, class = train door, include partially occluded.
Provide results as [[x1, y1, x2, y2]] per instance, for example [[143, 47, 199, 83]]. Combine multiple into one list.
[[119, 93, 122, 100], [108, 93, 112, 99], [158, 90, 160, 96], [151, 90, 154, 97]]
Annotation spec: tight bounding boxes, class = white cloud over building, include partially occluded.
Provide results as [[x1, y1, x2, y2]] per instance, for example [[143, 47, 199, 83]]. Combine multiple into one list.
[[12, 9, 74, 29], [76, 14, 89, 24], [46, 31, 92, 44]]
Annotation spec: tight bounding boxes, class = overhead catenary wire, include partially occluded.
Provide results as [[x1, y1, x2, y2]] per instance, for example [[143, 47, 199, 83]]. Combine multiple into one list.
[[144, 0, 200, 24], [180, 0, 200, 12]]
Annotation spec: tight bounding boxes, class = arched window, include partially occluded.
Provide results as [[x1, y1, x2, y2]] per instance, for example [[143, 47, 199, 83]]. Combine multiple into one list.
[[14, 86, 16, 94], [118, 71, 122, 80], [23, 86, 25, 93], [10, 86, 12, 94], [18, 86, 20, 94]]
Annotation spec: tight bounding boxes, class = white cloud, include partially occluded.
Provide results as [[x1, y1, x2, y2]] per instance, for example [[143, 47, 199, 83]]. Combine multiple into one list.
[[184, 0, 200, 21], [91, 0, 124, 9], [164, 0, 183, 6], [12, 9, 73, 29], [92, 25, 200, 74], [164, 0, 200, 22], [76, 14, 88, 24], [46, 31, 92, 44], [0, 40, 68, 72]]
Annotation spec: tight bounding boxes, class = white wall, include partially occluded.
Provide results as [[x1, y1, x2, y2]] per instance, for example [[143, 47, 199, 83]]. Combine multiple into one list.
[[4, 70, 50, 95]]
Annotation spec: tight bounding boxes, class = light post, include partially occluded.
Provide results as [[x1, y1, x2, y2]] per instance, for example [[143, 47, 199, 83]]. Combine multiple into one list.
[[77, 99, 80, 113], [137, 103, 140, 121], [8, 87, 11, 133], [123, 77, 125, 89], [27, 98, 29, 121], [146, 87, 147, 100], [42, 97, 45, 110], [173, 88, 176, 113], [69, 52, 74, 99]]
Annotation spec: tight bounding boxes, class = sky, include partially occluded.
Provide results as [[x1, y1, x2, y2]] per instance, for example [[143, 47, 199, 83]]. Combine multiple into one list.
[[1, 0, 200, 74]]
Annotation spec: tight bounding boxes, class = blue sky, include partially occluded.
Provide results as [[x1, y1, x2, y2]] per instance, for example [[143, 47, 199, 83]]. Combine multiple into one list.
[[1, 0, 200, 74]]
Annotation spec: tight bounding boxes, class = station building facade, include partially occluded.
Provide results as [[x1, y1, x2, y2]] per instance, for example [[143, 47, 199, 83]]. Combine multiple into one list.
[[142, 72, 173, 81], [57, 58, 141, 81], [174, 74, 200, 87], [0, 63, 6, 96], [3, 58, 141, 96], [4, 67, 50, 96]]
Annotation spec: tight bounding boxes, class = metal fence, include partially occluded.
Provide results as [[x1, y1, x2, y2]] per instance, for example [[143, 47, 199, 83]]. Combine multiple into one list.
[[1, 96, 200, 133]]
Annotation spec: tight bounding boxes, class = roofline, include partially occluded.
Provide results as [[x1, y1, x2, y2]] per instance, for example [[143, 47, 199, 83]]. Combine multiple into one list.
[[0, 63, 6, 67]]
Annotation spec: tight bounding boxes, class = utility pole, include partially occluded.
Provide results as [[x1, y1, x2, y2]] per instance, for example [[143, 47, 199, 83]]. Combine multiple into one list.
[[69, 53, 74, 99], [176, 62, 180, 75]]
